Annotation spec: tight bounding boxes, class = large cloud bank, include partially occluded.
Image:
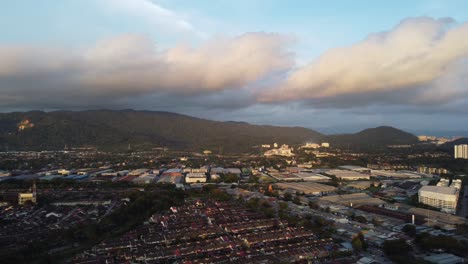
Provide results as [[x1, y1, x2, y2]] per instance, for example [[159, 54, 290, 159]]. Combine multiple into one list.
[[261, 17, 468, 107], [0, 33, 292, 108], [1, 17, 468, 111]]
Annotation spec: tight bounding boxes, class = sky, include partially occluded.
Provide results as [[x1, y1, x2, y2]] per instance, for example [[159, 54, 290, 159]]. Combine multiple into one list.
[[1, 0, 468, 135]]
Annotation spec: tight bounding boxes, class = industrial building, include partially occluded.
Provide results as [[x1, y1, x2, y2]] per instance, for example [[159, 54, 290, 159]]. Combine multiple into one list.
[[319, 193, 385, 207], [326, 169, 370, 180], [185, 172, 207, 183], [128, 168, 150, 176], [338, 165, 371, 174], [371, 170, 422, 179], [418, 185, 459, 214], [275, 182, 336, 196], [161, 168, 183, 177]]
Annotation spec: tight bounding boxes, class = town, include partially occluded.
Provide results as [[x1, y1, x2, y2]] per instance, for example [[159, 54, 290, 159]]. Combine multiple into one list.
[[1, 139, 468, 264], [3, 0, 468, 263]]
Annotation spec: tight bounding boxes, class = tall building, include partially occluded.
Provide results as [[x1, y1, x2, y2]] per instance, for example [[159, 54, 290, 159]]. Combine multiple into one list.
[[454, 144, 468, 159]]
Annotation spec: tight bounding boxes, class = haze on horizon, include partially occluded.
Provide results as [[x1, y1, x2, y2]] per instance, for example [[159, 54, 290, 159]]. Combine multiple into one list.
[[1, 0, 468, 134]]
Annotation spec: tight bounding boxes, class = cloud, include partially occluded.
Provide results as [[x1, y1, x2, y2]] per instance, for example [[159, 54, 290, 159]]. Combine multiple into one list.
[[2, 16, 468, 116], [260, 17, 468, 107], [0, 32, 293, 109], [98, 0, 196, 33]]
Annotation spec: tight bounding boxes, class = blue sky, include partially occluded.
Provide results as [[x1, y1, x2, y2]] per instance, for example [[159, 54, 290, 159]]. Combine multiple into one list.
[[1, 0, 468, 134]]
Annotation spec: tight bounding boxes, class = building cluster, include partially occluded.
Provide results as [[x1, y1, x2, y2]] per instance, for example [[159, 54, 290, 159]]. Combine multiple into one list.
[[0, 165, 246, 188], [17, 119, 34, 131], [73, 199, 343, 263], [1, 143, 468, 263], [264, 144, 295, 157], [417, 166, 449, 175], [275, 182, 336, 196], [366, 163, 409, 170], [418, 135, 458, 145], [0, 189, 125, 253], [300, 142, 330, 149]]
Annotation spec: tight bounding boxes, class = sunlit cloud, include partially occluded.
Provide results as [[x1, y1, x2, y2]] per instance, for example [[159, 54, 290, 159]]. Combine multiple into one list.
[[0, 32, 293, 109], [260, 17, 468, 107]]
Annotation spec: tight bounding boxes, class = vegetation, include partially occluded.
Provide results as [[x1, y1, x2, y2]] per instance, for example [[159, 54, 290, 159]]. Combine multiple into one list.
[[383, 239, 412, 263], [211, 173, 239, 183], [402, 224, 417, 237], [351, 232, 367, 251], [0, 110, 423, 154], [415, 233, 468, 257], [327, 126, 419, 151], [0, 110, 323, 153]]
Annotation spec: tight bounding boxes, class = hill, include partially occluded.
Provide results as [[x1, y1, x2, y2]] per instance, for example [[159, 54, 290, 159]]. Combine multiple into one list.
[[0, 110, 324, 153], [440, 138, 468, 151], [326, 126, 419, 149]]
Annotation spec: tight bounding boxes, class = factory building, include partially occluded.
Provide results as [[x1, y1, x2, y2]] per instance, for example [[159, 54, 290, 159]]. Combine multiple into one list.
[[418, 185, 459, 214]]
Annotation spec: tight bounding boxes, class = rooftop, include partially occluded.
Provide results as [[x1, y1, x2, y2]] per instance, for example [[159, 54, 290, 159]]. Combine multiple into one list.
[[419, 186, 458, 195]]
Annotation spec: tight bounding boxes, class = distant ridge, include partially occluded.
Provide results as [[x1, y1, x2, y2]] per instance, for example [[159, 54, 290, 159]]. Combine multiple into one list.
[[326, 126, 419, 149], [440, 137, 468, 151], [0, 110, 323, 153], [0, 110, 418, 153]]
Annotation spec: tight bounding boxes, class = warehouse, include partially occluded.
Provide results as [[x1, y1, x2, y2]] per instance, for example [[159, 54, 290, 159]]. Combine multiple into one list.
[[275, 182, 336, 196]]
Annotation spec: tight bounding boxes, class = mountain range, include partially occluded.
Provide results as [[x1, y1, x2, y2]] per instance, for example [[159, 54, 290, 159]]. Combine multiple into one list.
[[0, 110, 419, 153]]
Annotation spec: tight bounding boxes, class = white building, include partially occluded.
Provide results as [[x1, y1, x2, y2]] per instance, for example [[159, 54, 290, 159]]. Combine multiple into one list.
[[301, 143, 320, 149], [264, 144, 294, 157], [436, 178, 450, 187], [418, 185, 459, 214], [57, 169, 73, 175], [185, 172, 207, 183], [454, 144, 468, 159], [18, 193, 37, 205], [321, 142, 330, 148], [451, 179, 462, 191]]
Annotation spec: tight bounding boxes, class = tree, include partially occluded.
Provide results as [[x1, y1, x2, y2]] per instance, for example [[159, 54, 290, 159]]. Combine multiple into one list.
[[371, 218, 382, 227], [293, 196, 301, 205], [278, 202, 289, 211], [355, 231, 368, 251], [351, 236, 363, 251], [308, 201, 319, 209], [355, 215, 367, 224], [383, 239, 411, 256], [402, 224, 416, 237]]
